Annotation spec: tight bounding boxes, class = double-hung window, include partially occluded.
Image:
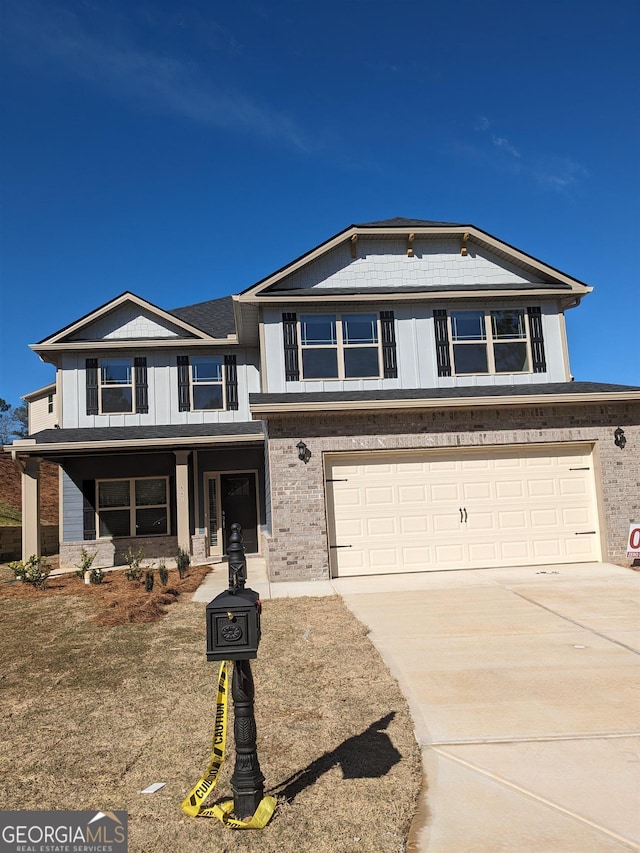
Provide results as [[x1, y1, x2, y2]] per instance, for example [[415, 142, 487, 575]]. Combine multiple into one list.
[[191, 356, 224, 410], [450, 309, 530, 374], [100, 358, 133, 413], [299, 313, 381, 379], [97, 477, 169, 538]]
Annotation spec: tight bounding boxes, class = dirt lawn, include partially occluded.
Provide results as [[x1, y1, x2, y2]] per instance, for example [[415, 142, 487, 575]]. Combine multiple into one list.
[[0, 567, 421, 853]]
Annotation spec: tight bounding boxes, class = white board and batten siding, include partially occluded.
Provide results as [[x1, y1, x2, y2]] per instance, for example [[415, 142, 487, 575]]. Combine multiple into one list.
[[326, 444, 601, 577]]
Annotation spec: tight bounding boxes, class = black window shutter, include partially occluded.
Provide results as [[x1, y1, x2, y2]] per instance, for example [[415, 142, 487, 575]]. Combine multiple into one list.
[[282, 312, 299, 381], [528, 307, 547, 373], [380, 311, 398, 378], [86, 358, 98, 415], [224, 354, 238, 410], [82, 480, 96, 541], [177, 355, 191, 411], [134, 357, 148, 413], [434, 310, 451, 377]]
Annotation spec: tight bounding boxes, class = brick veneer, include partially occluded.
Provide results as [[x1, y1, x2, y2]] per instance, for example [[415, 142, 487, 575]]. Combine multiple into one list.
[[263, 401, 640, 581]]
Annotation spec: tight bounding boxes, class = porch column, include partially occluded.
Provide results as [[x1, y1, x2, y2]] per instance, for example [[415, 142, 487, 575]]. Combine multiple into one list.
[[174, 450, 191, 552], [21, 457, 41, 559]]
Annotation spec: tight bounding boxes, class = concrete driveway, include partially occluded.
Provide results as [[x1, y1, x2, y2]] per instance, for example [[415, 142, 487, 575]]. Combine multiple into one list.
[[336, 563, 640, 853], [195, 561, 640, 851]]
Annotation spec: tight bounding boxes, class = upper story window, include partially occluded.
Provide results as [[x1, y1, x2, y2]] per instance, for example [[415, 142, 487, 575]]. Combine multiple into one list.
[[191, 356, 224, 410], [299, 313, 381, 379], [47, 394, 54, 414], [177, 354, 238, 412], [100, 358, 134, 413], [449, 309, 530, 375], [86, 357, 148, 416]]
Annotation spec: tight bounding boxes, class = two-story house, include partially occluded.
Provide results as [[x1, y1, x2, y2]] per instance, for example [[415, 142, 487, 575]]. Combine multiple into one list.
[[8, 219, 640, 580]]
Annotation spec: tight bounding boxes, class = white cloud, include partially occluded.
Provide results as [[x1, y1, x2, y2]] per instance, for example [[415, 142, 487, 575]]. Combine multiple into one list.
[[1, 0, 308, 150], [492, 134, 521, 159]]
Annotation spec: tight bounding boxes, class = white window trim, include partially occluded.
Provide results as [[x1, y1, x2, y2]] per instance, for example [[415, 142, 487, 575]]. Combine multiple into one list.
[[99, 357, 135, 415], [298, 313, 383, 381], [96, 476, 170, 539], [448, 308, 533, 376], [190, 356, 226, 411]]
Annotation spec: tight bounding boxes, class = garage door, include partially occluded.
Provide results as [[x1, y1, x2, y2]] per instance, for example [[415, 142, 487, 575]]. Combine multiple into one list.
[[326, 445, 601, 576]]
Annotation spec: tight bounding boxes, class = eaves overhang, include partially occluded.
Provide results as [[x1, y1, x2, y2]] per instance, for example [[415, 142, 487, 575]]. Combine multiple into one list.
[[4, 424, 265, 457], [249, 385, 640, 416], [235, 223, 593, 302]]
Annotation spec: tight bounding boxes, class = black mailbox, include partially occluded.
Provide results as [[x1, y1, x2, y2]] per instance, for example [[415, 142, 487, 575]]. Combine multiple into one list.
[[206, 587, 261, 662]]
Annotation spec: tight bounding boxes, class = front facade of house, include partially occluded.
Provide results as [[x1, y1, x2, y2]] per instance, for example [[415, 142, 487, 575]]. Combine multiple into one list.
[[8, 219, 640, 578]]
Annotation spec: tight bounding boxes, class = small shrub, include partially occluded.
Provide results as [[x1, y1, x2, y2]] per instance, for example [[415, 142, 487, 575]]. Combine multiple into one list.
[[144, 570, 155, 592], [89, 566, 104, 584], [124, 547, 145, 581], [74, 547, 97, 579], [176, 547, 190, 579], [158, 560, 169, 586], [9, 555, 51, 590]]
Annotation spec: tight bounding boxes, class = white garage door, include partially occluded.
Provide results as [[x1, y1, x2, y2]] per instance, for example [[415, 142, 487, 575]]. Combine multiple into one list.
[[326, 445, 601, 576]]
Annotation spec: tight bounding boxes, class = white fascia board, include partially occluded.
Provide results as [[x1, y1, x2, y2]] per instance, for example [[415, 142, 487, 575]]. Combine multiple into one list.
[[22, 382, 57, 402], [31, 337, 238, 354], [250, 390, 640, 416], [7, 432, 265, 456], [38, 292, 216, 345], [236, 224, 593, 300], [238, 288, 581, 304]]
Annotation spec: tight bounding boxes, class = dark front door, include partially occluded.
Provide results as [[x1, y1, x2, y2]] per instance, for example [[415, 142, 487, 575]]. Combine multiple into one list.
[[221, 473, 258, 554]]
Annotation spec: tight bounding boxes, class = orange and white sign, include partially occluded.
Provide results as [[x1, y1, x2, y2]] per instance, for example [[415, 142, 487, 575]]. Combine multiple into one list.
[[627, 524, 640, 559]]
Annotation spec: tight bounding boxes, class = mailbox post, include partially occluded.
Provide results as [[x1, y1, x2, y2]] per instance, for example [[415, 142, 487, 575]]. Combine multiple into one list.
[[205, 523, 265, 820]]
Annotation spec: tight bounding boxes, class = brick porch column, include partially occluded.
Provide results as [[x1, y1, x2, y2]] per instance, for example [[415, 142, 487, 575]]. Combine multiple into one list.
[[174, 450, 191, 552], [22, 457, 41, 559]]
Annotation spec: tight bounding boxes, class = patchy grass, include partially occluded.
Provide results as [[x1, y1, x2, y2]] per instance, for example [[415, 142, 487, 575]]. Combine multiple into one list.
[[0, 576, 421, 852], [0, 500, 21, 525]]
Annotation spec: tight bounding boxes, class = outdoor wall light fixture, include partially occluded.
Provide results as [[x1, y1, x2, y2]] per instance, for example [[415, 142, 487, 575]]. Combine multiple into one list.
[[297, 440, 311, 463], [614, 427, 627, 449]]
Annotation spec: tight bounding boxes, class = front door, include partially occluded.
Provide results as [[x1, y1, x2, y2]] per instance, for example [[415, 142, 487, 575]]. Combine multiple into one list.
[[221, 472, 258, 554]]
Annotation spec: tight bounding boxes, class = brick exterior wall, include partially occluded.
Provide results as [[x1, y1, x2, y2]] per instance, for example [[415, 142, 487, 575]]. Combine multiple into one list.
[[0, 525, 59, 562], [264, 401, 640, 581]]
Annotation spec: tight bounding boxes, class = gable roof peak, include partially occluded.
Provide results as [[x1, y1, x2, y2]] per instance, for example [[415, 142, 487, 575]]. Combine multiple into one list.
[[354, 217, 464, 229]]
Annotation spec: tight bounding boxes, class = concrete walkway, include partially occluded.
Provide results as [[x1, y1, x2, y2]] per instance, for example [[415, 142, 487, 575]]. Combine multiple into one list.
[[194, 561, 640, 852]]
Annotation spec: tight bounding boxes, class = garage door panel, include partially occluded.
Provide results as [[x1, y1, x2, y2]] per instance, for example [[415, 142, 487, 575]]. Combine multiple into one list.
[[398, 485, 428, 503], [496, 481, 525, 499], [497, 510, 527, 529], [400, 516, 429, 534], [463, 481, 492, 500], [328, 445, 600, 576]]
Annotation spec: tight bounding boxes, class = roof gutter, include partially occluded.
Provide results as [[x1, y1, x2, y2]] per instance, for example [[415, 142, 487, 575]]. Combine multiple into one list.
[[250, 390, 640, 416], [4, 432, 265, 456]]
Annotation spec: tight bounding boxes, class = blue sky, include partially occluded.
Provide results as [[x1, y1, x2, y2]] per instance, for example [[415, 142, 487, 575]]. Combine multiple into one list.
[[1, 0, 638, 406]]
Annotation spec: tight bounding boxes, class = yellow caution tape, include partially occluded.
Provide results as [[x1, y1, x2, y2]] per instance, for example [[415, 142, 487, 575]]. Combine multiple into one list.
[[181, 660, 277, 829]]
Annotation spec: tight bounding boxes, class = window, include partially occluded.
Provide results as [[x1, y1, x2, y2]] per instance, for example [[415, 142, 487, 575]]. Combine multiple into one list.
[[449, 309, 530, 375], [191, 356, 224, 410], [100, 358, 133, 413], [47, 394, 54, 414], [97, 477, 168, 538], [299, 313, 381, 380]]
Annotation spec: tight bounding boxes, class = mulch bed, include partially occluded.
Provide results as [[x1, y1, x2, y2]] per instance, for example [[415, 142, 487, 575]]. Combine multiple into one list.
[[0, 563, 212, 625]]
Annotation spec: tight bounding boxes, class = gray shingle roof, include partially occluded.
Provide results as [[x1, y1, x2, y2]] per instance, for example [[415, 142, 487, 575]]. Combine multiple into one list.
[[30, 422, 264, 445], [169, 295, 236, 338], [250, 382, 640, 406], [355, 217, 464, 228]]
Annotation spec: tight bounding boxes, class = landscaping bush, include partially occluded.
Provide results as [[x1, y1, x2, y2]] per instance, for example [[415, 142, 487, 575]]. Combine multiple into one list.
[[9, 555, 51, 590], [158, 561, 169, 586], [176, 547, 190, 579], [74, 547, 97, 579], [144, 570, 155, 592], [124, 547, 145, 581]]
